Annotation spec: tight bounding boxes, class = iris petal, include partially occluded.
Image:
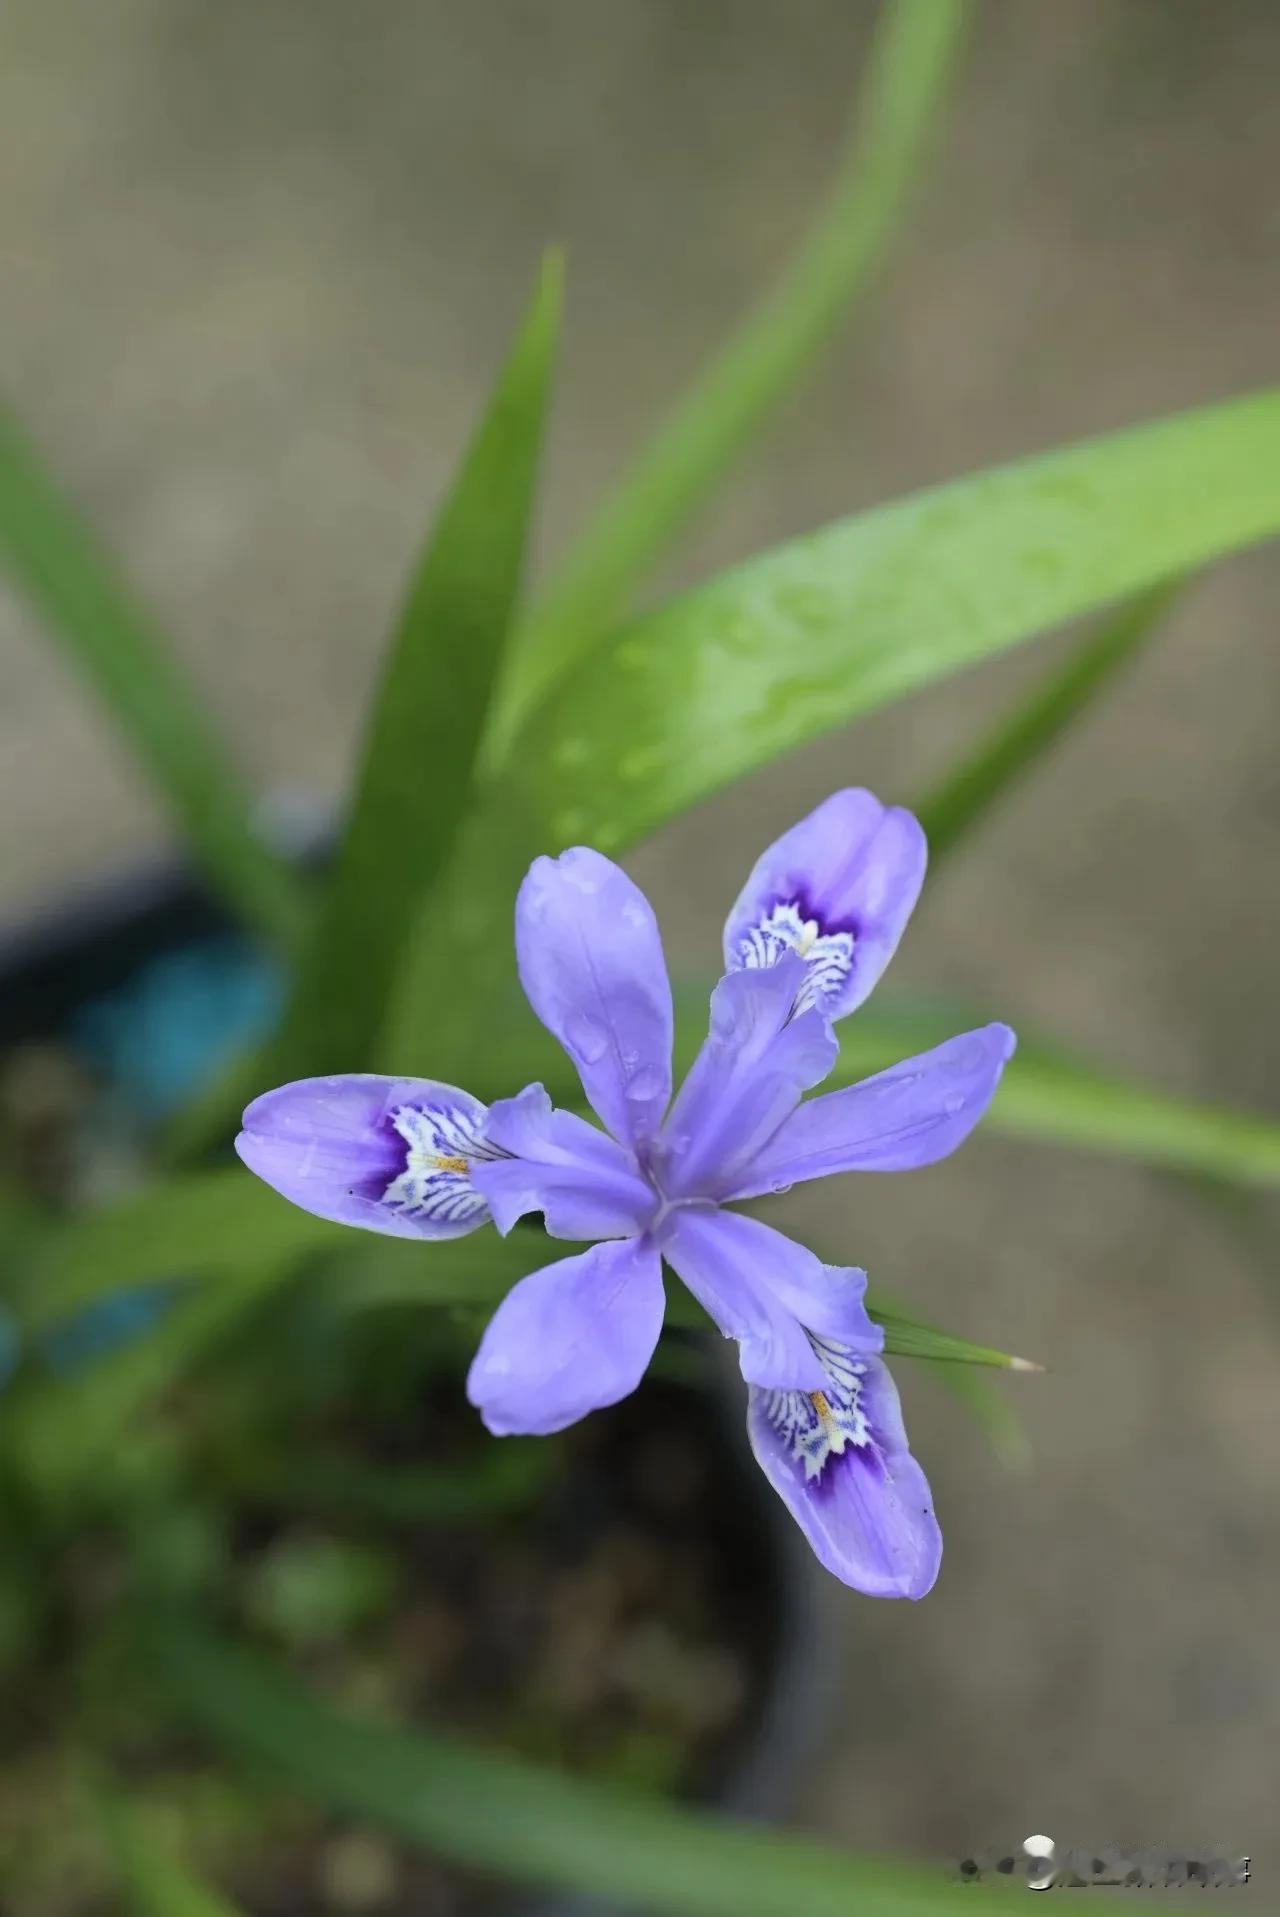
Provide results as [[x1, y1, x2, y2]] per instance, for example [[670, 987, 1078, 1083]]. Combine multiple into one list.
[[470, 1083, 656, 1241], [661, 1207, 877, 1390], [656, 956, 836, 1199], [747, 1344, 942, 1599], [516, 847, 673, 1150], [467, 1236, 665, 1435], [723, 788, 926, 1021], [236, 1074, 497, 1240], [725, 1023, 1016, 1199]]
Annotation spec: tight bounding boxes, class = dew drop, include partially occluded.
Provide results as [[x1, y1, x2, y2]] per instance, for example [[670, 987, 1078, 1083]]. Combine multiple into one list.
[[562, 852, 603, 895], [943, 1092, 966, 1116], [618, 743, 665, 782], [552, 735, 592, 770], [565, 1011, 608, 1063], [625, 1066, 665, 1102], [771, 1181, 794, 1197]]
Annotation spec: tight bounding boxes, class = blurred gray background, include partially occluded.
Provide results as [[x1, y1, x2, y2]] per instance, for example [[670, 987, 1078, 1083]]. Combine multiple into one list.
[[2, 0, 1278, 1880]]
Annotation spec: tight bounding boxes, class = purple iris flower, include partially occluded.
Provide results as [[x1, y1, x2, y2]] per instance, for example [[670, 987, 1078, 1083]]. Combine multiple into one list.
[[237, 790, 1014, 1598]]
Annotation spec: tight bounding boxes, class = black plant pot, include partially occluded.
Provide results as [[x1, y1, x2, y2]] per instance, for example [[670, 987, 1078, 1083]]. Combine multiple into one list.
[[0, 856, 840, 1912]]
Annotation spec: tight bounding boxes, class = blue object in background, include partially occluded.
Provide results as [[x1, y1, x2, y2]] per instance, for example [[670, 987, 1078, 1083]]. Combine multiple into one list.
[[72, 936, 283, 1122], [40, 1278, 186, 1373], [0, 938, 286, 1390]]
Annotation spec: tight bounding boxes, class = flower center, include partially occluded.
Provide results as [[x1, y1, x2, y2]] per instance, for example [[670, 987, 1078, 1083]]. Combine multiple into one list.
[[763, 1335, 872, 1482], [736, 900, 855, 1011], [381, 1103, 501, 1227]]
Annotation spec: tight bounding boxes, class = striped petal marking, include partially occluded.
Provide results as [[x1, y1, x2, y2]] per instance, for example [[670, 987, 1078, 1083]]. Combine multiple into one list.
[[382, 1099, 506, 1231], [734, 901, 854, 1014], [758, 1332, 872, 1480]]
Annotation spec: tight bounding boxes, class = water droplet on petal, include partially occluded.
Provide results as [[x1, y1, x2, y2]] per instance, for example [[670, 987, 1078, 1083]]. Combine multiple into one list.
[[565, 1011, 608, 1063], [770, 1181, 794, 1196], [943, 1093, 966, 1116], [625, 1066, 665, 1101]]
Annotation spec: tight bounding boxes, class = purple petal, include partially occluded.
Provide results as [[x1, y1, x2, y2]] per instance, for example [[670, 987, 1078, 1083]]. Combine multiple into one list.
[[467, 1236, 665, 1435], [236, 1074, 498, 1239], [661, 1207, 879, 1389], [723, 789, 926, 1020], [655, 956, 837, 1199], [725, 1023, 1016, 1200], [470, 1083, 656, 1241], [516, 848, 673, 1150], [748, 1344, 941, 1598]]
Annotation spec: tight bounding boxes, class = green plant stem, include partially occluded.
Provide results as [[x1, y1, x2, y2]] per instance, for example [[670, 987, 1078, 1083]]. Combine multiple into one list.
[[916, 578, 1185, 864], [487, 0, 971, 755], [154, 1621, 1023, 1917], [266, 253, 562, 1078], [0, 408, 306, 950]]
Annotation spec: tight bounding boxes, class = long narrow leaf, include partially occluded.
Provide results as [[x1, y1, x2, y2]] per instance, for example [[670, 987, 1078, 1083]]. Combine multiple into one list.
[[915, 578, 1184, 863], [501, 389, 1280, 854], [867, 1302, 1042, 1370], [0, 408, 306, 948], [12, 1172, 537, 1334], [267, 254, 562, 1077], [489, 0, 970, 747], [388, 387, 1280, 1071], [154, 1621, 1017, 1917]]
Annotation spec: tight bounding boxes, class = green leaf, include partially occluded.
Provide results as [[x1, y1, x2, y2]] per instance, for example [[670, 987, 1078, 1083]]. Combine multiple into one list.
[[489, 0, 971, 748], [0, 406, 306, 949], [268, 253, 563, 1078], [916, 578, 1184, 863], [12, 1171, 536, 1334], [91, 1780, 245, 1917], [7, 1259, 294, 1500], [154, 1620, 1020, 1916], [501, 388, 1280, 854], [862, 1278, 1036, 1468], [386, 388, 1280, 1074], [827, 1003, 1280, 1190], [866, 1295, 1042, 1370]]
